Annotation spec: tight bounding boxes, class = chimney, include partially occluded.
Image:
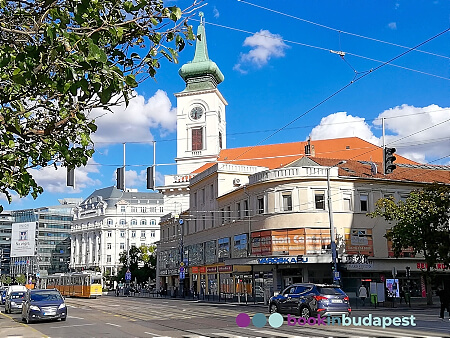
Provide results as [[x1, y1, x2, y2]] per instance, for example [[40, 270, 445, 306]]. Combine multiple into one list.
[[305, 137, 311, 156]]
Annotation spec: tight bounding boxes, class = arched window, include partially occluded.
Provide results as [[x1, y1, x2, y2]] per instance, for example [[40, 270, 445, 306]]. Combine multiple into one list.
[[140, 219, 147, 226], [120, 219, 126, 225], [131, 219, 137, 226], [150, 219, 156, 225], [107, 219, 113, 226]]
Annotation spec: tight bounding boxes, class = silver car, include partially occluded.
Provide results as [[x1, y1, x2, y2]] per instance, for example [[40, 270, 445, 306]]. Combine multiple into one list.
[[5, 291, 26, 313]]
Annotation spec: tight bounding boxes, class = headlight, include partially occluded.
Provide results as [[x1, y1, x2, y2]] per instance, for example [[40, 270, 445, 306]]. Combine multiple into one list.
[[30, 305, 40, 311], [58, 303, 66, 309]]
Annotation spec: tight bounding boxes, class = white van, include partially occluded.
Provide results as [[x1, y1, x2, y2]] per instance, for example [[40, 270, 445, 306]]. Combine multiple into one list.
[[6, 285, 27, 297]]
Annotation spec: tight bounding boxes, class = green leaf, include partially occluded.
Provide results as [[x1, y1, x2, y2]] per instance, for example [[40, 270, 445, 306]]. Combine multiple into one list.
[[125, 75, 138, 88]]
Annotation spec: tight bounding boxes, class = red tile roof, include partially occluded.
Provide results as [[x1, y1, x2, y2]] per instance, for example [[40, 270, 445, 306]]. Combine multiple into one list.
[[192, 137, 419, 174], [311, 157, 450, 184]]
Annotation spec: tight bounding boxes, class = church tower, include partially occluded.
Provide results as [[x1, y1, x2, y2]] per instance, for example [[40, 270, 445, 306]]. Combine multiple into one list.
[[175, 13, 227, 175]]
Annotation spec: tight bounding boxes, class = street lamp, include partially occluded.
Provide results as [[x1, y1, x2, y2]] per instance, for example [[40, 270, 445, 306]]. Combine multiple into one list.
[[326, 160, 346, 282]]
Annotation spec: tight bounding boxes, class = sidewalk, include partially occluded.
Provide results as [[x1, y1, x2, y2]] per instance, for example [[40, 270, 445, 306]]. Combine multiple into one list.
[[0, 311, 47, 338], [105, 292, 441, 311]]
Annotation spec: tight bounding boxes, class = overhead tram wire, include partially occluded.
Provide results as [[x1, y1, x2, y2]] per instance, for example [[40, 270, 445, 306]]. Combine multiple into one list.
[[226, 27, 450, 163], [236, 0, 450, 61], [195, 19, 450, 82], [90, 107, 449, 146]]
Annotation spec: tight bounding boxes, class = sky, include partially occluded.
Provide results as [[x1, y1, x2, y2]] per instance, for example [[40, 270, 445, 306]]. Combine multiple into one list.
[[4, 0, 450, 211]]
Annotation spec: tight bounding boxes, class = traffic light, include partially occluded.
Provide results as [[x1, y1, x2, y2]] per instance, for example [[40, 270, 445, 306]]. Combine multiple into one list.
[[146, 166, 155, 190], [384, 147, 397, 174], [67, 167, 75, 187], [116, 167, 124, 190], [405, 266, 411, 279]]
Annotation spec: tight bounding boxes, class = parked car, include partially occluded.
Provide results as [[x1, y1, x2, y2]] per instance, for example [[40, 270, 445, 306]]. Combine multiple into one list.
[[22, 289, 67, 323], [1, 289, 7, 305], [5, 291, 26, 313], [268, 283, 351, 318]]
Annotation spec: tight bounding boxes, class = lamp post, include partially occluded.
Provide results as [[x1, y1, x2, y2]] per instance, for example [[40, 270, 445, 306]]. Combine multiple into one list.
[[326, 161, 346, 283]]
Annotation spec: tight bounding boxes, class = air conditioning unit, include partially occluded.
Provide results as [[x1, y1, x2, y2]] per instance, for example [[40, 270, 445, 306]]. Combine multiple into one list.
[[233, 178, 241, 186]]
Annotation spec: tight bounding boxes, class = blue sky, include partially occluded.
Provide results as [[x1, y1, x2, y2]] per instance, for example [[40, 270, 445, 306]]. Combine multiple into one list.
[[5, 0, 450, 211]]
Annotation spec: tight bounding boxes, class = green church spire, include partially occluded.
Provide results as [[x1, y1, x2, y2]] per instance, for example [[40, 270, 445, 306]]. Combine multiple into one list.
[[179, 12, 224, 91]]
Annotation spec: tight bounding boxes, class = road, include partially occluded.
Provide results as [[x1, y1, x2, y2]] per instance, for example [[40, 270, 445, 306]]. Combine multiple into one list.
[[2, 296, 450, 337]]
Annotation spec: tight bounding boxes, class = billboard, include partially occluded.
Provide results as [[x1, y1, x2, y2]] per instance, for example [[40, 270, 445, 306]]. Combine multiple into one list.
[[11, 222, 37, 257]]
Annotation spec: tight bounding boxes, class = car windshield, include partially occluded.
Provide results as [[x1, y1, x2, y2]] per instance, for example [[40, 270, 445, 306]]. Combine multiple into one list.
[[317, 287, 346, 295], [11, 292, 25, 299], [31, 292, 62, 302]]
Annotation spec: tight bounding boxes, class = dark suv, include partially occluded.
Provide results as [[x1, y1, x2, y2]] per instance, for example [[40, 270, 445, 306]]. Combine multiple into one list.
[[269, 283, 351, 318]]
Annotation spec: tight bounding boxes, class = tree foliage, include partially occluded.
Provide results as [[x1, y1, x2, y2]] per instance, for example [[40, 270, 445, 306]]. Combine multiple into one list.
[[368, 182, 450, 304], [15, 274, 26, 284], [0, 0, 200, 211], [117, 244, 156, 284], [1, 274, 13, 285]]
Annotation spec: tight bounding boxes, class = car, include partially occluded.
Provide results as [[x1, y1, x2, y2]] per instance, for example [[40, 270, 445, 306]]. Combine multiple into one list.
[[22, 289, 67, 323], [268, 283, 351, 319], [6, 285, 27, 297], [5, 291, 26, 313], [1, 289, 7, 305]]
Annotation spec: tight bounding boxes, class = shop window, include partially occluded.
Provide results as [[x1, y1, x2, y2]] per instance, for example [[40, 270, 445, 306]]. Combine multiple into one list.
[[218, 237, 230, 261]]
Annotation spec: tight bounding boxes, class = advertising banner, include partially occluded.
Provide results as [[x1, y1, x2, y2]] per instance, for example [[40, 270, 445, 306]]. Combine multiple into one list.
[[345, 228, 374, 256], [11, 222, 36, 257]]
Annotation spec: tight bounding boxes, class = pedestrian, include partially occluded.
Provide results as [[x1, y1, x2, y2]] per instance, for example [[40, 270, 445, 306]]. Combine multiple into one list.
[[437, 286, 450, 320], [359, 284, 368, 306]]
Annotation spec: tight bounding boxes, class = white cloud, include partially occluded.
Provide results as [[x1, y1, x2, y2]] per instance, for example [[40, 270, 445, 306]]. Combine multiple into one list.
[[111, 169, 146, 188], [213, 6, 219, 18], [310, 112, 380, 146], [388, 22, 397, 30], [29, 158, 101, 194], [234, 30, 288, 72], [309, 105, 450, 164], [90, 90, 177, 144]]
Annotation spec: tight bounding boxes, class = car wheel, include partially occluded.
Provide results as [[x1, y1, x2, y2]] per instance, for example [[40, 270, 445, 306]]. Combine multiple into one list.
[[269, 303, 279, 314], [61, 317, 67, 321], [300, 306, 311, 319]]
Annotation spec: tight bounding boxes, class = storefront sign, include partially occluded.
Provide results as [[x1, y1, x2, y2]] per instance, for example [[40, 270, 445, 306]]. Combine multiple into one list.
[[345, 228, 373, 256], [218, 265, 233, 272], [192, 267, 198, 273], [207, 266, 217, 273], [417, 263, 448, 270], [199, 266, 206, 273], [257, 256, 309, 264], [159, 268, 179, 276], [345, 263, 374, 270]]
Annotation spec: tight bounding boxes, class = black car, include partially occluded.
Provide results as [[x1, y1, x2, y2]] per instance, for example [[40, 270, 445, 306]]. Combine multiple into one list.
[[269, 283, 351, 318], [22, 289, 67, 323], [5, 291, 26, 313]]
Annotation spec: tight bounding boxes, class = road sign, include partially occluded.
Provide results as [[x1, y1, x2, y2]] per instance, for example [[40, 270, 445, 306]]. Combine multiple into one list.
[[179, 271, 185, 280], [333, 271, 341, 281], [125, 270, 131, 281]]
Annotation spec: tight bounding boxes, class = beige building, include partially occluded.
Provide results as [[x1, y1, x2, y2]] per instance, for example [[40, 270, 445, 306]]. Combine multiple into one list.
[[174, 155, 449, 301], [156, 18, 450, 301]]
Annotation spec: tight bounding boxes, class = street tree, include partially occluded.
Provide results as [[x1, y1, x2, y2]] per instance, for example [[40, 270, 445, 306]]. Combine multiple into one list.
[[117, 244, 156, 284], [368, 183, 450, 305], [1, 274, 12, 285], [0, 0, 201, 211], [15, 274, 26, 285]]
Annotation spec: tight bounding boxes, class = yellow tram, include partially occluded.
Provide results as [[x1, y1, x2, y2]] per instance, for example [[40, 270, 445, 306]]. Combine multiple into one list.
[[42, 271, 103, 298]]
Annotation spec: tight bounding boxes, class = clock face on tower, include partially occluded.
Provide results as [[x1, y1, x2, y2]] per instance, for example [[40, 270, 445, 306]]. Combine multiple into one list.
[[190, 106, 204, 120]]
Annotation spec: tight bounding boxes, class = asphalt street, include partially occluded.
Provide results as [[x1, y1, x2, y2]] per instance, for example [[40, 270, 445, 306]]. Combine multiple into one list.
[[1, 296, 449, 338]]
